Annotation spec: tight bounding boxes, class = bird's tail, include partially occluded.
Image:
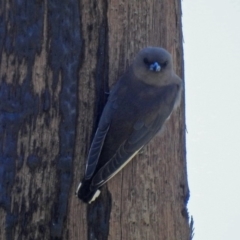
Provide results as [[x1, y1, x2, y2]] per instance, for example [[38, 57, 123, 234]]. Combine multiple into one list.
[[76, 179, 101, 204]]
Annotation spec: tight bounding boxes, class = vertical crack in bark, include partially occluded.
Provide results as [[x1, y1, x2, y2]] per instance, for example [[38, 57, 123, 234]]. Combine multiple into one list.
[[93, 2, 110, 128], [86, 0, 111, 239]]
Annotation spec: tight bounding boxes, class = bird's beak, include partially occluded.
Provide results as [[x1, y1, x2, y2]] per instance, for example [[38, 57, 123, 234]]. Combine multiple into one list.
[[149, 62, 161, 72]]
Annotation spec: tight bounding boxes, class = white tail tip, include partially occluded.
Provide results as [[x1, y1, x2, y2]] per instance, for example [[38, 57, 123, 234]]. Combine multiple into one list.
[[88, 190, 101, 204], [76, 182, 82, 195]]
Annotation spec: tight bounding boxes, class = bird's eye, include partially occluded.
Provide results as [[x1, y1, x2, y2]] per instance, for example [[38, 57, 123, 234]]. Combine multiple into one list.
[[161, 61, 168, 68], [143, 58, 150, 65]]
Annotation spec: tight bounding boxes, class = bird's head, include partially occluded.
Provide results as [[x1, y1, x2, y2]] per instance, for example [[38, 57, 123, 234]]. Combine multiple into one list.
[[132, 47, 178, 86]]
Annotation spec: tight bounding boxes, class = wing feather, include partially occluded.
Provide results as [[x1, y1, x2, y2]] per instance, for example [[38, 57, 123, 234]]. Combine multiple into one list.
[[91, 143, 142, 189], [90, 111, 167, 189], [84, 125, 110, 179]]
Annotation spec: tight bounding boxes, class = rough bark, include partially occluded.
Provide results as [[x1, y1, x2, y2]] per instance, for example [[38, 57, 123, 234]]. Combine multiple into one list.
[[0, 0, 190, 239]]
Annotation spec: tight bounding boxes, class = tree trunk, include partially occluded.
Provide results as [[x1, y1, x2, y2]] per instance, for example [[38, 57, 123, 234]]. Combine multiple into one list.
[[0, 0, 190, 239]]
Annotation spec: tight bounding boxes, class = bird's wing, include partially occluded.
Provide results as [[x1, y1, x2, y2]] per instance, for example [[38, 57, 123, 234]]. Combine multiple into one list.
[[84, 125, 110, 180], [90, 111, 169, 189], [90, 84, 179, 189], [84, 83, 121, 180]]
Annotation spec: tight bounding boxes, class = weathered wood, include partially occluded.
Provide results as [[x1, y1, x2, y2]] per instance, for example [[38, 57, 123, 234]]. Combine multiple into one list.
[[0, 0, 189, 239]]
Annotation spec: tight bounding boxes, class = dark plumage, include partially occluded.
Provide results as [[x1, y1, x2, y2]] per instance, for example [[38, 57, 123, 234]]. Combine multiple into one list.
[[76, 47, 182, 203]]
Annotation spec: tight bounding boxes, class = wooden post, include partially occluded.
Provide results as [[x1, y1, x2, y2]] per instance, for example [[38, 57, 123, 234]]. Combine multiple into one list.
[[0, 0, 190, 239]]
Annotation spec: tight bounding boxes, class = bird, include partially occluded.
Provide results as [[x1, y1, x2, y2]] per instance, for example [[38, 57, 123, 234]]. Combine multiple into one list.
[[76, 47, 182, 203]]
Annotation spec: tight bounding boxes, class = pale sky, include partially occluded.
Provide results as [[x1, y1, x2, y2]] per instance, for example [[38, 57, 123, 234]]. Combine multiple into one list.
[[183, 0, 240, 239]]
